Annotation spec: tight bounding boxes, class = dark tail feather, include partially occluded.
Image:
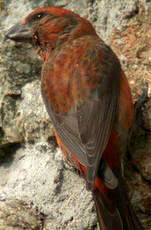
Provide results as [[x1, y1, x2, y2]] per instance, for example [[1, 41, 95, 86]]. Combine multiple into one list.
[[93, 179, 143, 230]]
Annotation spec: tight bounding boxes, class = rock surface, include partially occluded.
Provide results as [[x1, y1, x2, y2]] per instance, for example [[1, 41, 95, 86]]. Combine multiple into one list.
[[0, 0, 151, 229]]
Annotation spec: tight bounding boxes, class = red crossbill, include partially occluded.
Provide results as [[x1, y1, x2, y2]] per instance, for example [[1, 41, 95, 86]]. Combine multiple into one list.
[[5, 7, 143, 230]]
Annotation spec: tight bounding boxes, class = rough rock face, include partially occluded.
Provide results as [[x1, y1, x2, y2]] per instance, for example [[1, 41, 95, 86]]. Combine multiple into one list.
[[0, 0, 151, 229]]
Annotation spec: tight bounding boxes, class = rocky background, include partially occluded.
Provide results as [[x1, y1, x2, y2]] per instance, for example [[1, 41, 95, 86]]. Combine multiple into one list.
[[0, 0, 151, 229]]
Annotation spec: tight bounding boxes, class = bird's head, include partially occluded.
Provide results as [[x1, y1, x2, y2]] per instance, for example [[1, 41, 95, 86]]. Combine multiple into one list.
[[5, 7, 97, 55]]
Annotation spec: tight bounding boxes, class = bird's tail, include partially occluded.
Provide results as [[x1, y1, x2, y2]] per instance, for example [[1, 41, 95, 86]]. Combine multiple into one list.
[[93, 177, 143, 230]]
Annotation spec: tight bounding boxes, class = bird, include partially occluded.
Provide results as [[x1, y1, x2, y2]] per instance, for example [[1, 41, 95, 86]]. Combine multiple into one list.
[[5, 7, 143, 230]]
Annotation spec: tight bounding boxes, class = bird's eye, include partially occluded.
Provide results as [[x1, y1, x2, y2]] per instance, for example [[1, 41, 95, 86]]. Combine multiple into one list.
[[31, 12, 47, 21], [36, 13, 45, 19]]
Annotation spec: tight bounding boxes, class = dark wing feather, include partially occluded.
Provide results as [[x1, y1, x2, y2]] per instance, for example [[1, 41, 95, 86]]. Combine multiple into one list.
[[79, 88, 119, 188], [42, 76, 119, 188], [42, 96, 88, 165]]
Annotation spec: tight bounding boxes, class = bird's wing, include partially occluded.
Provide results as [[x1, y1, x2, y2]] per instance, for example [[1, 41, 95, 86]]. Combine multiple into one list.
[[41, 39, 121, 188], [42, 74, 120, 188]]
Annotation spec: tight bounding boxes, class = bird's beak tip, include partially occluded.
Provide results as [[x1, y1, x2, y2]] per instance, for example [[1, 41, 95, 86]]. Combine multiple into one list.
[[5, 22, 32, 42]]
